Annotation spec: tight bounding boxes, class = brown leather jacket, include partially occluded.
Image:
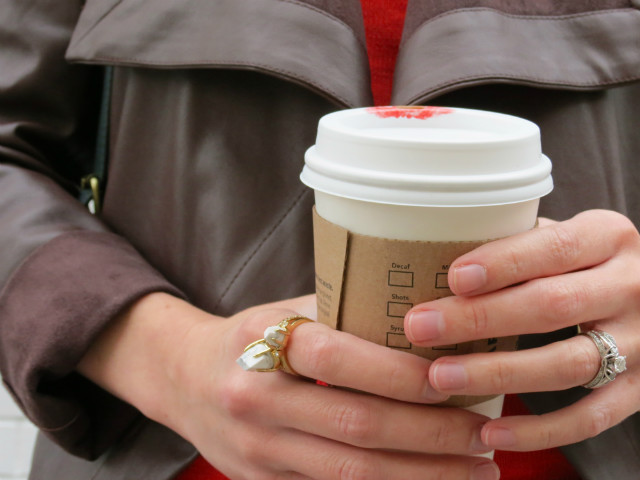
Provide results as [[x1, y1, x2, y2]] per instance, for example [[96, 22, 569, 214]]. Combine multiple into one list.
[[1, 1, 639, 478]]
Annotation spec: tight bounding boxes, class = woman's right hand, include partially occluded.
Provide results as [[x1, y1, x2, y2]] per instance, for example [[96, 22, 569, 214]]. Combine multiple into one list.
[[79, 293, 500, 480]]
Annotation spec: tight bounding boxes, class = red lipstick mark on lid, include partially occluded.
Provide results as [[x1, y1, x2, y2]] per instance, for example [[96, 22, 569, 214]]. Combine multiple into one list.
[[367, 106, 453, 119]]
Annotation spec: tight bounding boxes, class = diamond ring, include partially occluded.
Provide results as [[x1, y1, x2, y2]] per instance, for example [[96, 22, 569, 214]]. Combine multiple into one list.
[[236, 315, 313, 376], [580, 329, 627, 389]]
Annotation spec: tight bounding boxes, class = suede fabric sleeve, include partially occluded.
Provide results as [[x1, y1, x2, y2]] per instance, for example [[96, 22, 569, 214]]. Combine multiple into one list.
[[0, 1, 185, 459]]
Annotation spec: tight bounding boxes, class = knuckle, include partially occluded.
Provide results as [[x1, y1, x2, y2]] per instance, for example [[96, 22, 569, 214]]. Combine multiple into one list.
[[536, 427, 554, 450], [629, 264, 640, 296], [487, 359, 514, 392], [256, 475, 276, 480], [270, 475, 292, 480], [423, 465, 449, 480], [234, 309, 276, 346], [238, 307, 295, 339], [219, 375, 257, 420], [271, 473, 298, 480], [537, 280, 584, 323], [382, 358, 406, 398], [430, 421, 455, 452], [621, 222, 640, 248], [464, 300, 490, 338], [334, 453, 377, 480], [304, 329, 338, 377], [249, 307, 288, 327], [568, 340, 599, 385], [505, 245, 526, 280], [584, 405, 612, 439], [239, 431, 270, 467], [630, 279, 640, 312], [234, 317, 260, 346], [331, 401, 376, 446], [545, 224, 582, 270], [598, 210, 639, 247]]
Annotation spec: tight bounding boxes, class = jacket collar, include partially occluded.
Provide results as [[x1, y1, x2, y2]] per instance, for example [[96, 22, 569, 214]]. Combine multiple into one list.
[[67, 0, 372, 107]]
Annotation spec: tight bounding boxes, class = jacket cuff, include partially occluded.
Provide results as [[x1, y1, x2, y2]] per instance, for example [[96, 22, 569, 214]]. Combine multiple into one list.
[[0, 230, 186, 459]]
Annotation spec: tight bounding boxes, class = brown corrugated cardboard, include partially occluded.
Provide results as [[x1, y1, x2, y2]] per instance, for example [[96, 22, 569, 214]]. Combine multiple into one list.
[[312, 207, 518, 407]]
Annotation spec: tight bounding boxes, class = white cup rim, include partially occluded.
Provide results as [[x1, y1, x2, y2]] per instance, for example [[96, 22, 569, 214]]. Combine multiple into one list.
[[300, 106, 553, 207]]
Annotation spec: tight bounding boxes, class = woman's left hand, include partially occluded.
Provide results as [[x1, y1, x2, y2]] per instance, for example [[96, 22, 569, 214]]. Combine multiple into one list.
[[403, 209, 640, 451]]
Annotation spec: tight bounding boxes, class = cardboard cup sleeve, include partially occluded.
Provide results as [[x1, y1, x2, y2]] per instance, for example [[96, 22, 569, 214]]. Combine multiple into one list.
[[312, 207, 518, 407]]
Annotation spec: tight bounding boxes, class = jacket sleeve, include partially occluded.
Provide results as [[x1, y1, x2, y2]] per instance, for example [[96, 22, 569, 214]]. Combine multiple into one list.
[[0, 0, 185, 459]]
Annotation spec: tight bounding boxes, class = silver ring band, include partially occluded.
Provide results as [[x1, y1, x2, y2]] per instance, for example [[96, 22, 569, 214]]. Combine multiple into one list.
[[580, 329, 627, 389]]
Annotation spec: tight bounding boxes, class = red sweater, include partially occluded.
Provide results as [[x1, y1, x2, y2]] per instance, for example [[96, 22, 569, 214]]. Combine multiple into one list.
[[176, 2, 582, 479], [175, 395, 581, 480]]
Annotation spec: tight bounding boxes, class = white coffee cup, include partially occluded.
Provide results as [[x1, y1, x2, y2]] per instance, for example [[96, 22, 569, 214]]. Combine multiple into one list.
[[300, 106, 553, 422]]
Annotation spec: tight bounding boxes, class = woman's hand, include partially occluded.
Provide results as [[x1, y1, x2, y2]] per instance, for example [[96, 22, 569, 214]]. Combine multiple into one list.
[[79, 293, 501, 480], [404, 209, 640, 452]]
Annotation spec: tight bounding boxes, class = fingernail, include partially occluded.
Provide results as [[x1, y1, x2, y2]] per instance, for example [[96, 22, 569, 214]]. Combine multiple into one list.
[[472, 461, 500, 480], [482, 426, 517, 449], [421, 382, 450, 403], [431, 361, 467, 390], [470, 426, 492, 454], [406, 310, 443, 342], [452, 264, 487, 294]]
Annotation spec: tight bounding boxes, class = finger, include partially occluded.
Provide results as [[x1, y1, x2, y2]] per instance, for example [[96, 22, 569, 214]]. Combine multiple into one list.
[[447, 210, 634, 296], [232, 313, 495, 457], [429, 320, 637, 395], [271, 379, 491, 455], [405, 265, 624, 346], [235, 307, 448, 403], [265, 429, 500, 480], [287, 321, 450, 403], [478, 373, 640, 451], [428, 331, 618, 395], [215, 382, 498, 479]]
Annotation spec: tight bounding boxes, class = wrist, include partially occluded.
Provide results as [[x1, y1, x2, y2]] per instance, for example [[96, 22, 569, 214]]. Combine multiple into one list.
[[77, 292, 220, 428]]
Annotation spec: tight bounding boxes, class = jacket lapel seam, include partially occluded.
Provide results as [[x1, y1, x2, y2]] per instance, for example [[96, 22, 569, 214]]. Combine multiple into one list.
[[212, 187, 311, 313]]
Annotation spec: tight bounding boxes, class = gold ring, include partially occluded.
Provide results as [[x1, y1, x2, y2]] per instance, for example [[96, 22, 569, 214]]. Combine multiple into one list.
[[236, 315, 313, 376]]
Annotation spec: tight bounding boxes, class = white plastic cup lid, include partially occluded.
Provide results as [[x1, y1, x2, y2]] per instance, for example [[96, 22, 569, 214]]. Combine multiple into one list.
[[300, 106, 553, 207]]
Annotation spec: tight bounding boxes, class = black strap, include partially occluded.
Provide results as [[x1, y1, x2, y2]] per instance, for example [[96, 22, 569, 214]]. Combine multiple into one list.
[[80, 66, 113, 214]]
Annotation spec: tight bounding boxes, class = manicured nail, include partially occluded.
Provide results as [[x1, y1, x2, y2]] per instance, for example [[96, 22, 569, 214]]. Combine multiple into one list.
[[421, 383, 450, 403], [472, 461, 501, 480], [470, 426, 492, 454], [452, 264, 487, 294], [431, 361, 467, 390], [406, 310, 443, 342], [482, 426, 517, 449]]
